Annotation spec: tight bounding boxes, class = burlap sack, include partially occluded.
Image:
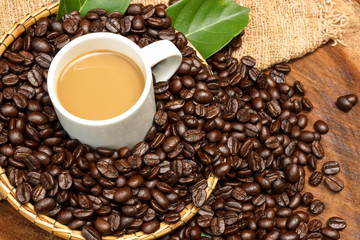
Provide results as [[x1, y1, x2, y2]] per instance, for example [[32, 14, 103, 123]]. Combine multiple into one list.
[[0, 0, 348, 70]]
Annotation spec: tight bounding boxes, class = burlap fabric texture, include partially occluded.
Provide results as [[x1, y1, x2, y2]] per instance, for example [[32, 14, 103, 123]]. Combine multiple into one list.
[[0, 0, 348, 70]]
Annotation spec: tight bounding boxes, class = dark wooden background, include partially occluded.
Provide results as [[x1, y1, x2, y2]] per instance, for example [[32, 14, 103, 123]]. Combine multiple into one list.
[[1, 2, 360, 240]]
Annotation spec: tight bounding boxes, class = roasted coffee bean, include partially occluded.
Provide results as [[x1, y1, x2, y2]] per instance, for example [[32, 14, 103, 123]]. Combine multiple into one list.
[[308, 219, 322, 232], [94, 217, 111, 234], [309, 200, 325, 215], [0, 103, 18, 117], [327, 217, 346, 230], [211, 217, 225, 236], [266, 100, 281, 117], [285, 163, 300, 183], [58, 172, 72, 190], [34, 197, 55, 213], [16, 182, 32, 204], [151, 189, 169, 208], [183, 129, 205, 142], [2, 73, 19, 86], [322, 161, 340, 175], [196, 215, 212, 228], [309, 171, 323, 186], [313, 120, 329, 134], [35, 53, 52, 69], [192, 187, 207, 208], [321, 227, 340, 239], [57, 209, 73, 225], [40, 172, 55, 190], [324, 175, 344, 192], [336, 95, 353, 112], [241, 56, 256, 67], [301, 192, 313, 206], [96, 162, 118, 180], [73, 208, 94, 219], [141, 219, 160, 234], [81, 226, 101, 240], [286, 214, 302, 230], [214, 162, 231, 178], [114, 187, 132, 203], [127, 175, 144, 188], [164, 212, 180, 224], [32, 38, 52, 53]]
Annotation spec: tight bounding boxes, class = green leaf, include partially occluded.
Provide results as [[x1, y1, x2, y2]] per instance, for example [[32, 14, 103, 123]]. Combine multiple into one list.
[[56, 0, 131, 21], [166, 0, 249, 59], [201, 232, 212, 238]]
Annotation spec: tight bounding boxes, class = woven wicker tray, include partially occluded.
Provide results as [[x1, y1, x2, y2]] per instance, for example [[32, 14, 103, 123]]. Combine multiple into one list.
[[0, 2, 219, 240]]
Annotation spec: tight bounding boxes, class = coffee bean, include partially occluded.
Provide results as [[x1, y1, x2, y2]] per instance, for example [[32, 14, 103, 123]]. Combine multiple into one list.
[[308, 219, 322, 232], [141, 219, 160, 234], [241, 56, 256, 67], [58, 172, 72, 190], [266, 100, 281, 117], [285, 163, 300, 183], [16, 182, 32, 204], [322, 161, 340, 175], [32, 38, 52, 53], [27, 112, 48, 124], [73, 208, 94, 219], [321, 227, 340, 239], [94, 217, 111, 234], [3, 52, 24, 64], [183, 129, 205, 142], [214, 162, 230, 178], [324, 175, 344, 192], [192, 187, 207, 208], [34, 197, 56, 213], [301, 192, 313, 206], [211, 217, 225, 235], [164, 212, 180, 224], [114, 187, 132, 203], [57, 209, 73, 225], [35, 53, 52, 69], [127, 175, 144, 188], [327, 217, 346, 230], [0, 103, 18, 117], [40, 172, 55, 190], [151, 189, 169, 208], [313, 120, 329, 134], [81, 226, 101, 240], [336, 96, 353, 112], [312, 141, 324, 158], [96, 162, 118, 180], [194, 89, 213, 104], [309, 171, 323, 186], [309, 200, 325, 215]]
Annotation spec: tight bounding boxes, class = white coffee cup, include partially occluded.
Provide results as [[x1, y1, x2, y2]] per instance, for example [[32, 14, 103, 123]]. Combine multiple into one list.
[[48, 33, 182, 149]]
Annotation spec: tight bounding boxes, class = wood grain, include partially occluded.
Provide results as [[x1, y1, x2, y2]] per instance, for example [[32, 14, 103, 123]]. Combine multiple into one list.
[[285, 43, 360, 239]]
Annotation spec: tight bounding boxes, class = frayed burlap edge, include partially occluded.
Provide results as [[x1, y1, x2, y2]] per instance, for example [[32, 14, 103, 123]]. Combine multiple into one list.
[[234, 0, 349, 70], [319, 0, 349, 46]]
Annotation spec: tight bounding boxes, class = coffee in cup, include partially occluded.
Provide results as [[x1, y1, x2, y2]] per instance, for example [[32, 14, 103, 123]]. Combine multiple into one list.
[[48, 33, 182, 149], [57, 50, 145, 121]]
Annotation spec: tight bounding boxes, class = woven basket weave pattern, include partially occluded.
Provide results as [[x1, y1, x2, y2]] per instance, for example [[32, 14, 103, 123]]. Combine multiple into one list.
[[0, 2, 219, 239]]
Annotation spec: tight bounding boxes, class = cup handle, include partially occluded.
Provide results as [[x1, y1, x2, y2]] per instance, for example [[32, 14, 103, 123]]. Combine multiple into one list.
[[140, 40, 182, 82]]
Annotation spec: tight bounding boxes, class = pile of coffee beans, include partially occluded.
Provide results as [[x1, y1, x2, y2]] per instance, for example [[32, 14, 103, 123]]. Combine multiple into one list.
[[0, 2, 347, 240], [155, 28, 347, 239]]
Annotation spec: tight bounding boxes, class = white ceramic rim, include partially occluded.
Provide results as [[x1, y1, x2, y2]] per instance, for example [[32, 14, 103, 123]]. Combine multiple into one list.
[[47, 33, 152, 126]]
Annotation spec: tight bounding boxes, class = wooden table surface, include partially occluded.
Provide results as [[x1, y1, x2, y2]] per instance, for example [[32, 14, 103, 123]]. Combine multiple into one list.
[[1, 3, 360, 240]]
